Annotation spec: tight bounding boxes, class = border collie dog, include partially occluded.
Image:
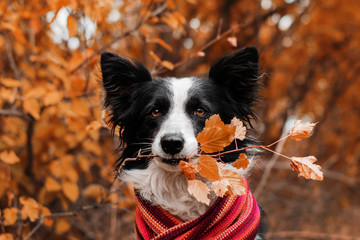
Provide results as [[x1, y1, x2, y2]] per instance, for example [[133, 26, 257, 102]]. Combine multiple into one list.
[[101, 46, 265, 239]]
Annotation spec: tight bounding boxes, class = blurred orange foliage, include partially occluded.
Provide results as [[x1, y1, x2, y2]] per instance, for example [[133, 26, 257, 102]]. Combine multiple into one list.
[[0, 0, 359, 239]]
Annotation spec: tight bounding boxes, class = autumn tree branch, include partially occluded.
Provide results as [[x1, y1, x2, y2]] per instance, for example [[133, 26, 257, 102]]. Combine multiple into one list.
[[0, 109, 31, 121], [3, 33, 21, 80], [254, 130, 289, 198]]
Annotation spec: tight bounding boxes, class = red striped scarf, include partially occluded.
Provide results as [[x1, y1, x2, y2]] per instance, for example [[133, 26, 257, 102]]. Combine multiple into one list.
[[135, 177, 260, 240]]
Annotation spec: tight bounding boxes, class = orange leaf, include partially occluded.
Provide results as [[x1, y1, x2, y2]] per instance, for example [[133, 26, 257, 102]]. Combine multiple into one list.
[[45, 176, 62, 192], [41, 207, 53, 227], [149, 51, 161, 63], [227, 37, 238, 47], [221, 169, 246, 196], [196, 114, 235, 153], [160, 60, 174, 70], [211, 180, 230, 197], [0, 233, 14, 240], [290, 156, 324, 181], [83, 184, 106, 202], [55, 218, 71, 234], [43, 91, 63, 106], [187, 180, 210, 205], [179, 160, 195, 180], [289, 120, 317, 141], [3, 208, 18, 226], [155, 38, 173, 51], [62, 181, 79, 202], [0, 78, 21, 88], [23, 98, 41, 119], [195, 51, 205, 57], [231, 153, 249, 170], [86, 121, 103, 132], [230, 117, 246, 141], [0, 151, 20, 165], [197, 155, 220, 180], [19, 197, 40, 222], [67, 15, 78, 38]]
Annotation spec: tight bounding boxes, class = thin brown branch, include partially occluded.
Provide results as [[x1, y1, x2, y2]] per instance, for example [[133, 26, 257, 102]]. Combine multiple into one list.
[[0, 211, 6, 233], [0, 109, 31, 121], [254, 130, 289, 198], [267, 230, 360, 240], [3, 33, 21, 80], [23, 218, 43, 240], [69, 3, 168, 74], [25, 117, 35, 176]]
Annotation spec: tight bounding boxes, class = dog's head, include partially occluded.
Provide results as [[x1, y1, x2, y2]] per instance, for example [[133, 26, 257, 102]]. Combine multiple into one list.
[[100, 47, 260, 172]]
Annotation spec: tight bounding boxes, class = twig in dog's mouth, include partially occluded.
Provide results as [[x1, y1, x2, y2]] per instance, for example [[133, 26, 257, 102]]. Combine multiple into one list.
[[161, 158, 187, 166]]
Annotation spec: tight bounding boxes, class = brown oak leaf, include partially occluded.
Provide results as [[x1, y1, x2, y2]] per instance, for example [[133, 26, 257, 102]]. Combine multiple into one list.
[[196, 114, 235, 153], [187, 179, 210, 205], [197, 155, 220, 180], [231, 153, 249, 170], [211, 180, 230, 197], [230, 117, 246, 141], [290, 156, 324, 181], [179, 160, 195, 180], [221, 169, 246, 196], [289, 120, 318, 141]]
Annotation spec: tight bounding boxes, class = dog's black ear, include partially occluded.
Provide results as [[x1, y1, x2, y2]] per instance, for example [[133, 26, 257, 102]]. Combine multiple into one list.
[[209, 46, 260, 106], [100, 52, 152, 131]]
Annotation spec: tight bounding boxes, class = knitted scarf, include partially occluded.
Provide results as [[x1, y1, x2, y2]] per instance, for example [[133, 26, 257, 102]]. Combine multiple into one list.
[[135, 177, 260, 240]]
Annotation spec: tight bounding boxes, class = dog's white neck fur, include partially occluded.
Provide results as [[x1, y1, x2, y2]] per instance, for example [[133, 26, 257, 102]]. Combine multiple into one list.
[[121, 161, 210, 221]]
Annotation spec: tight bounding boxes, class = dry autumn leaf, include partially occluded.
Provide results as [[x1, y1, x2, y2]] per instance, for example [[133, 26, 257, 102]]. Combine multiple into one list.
[[55, 218, 71, 234], [41, 206, 53, 227], [83, 184, 106, 202], [290, 156, 324, 181], [19, 197, 40, 222], [3, 208, 18, 226], [45, 176, 62, 192], [289, 120, 318, 141], [211, 180, 230, 197], [0, 233, 14, 240], [160, 60, 174, 70], [187, 179, 210, 205], [0, 78, 21, 88], [86, 121, 103, 132], [67, 15, 78, 38], [221, 169, 246, 196], [62, 181, 79, 202], [179, 160, 195, 180], [196, 114, 235, 153], [23, 98, 41, 119], [231, 153, 249, 170], [43, 91, 63, 106], [230, 117, 246, 141], [155, 38, 173, 51], [197, 155, 220, 180], [227, 36, 238, 47], [195, 51, 206, 57], [0, 151, 20, 165]]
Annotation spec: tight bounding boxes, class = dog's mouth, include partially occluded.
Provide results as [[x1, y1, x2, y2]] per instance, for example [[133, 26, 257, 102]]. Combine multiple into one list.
[[161, 158, 187, 166]]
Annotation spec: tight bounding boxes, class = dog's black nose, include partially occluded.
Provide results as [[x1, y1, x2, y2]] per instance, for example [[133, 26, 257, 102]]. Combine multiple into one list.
[[161, 134, 184, 155]]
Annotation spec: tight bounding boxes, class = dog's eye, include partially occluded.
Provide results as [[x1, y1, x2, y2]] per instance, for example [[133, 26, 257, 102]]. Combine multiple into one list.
[[151, 108, 161, 117], [194, 108, 206, 116]]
